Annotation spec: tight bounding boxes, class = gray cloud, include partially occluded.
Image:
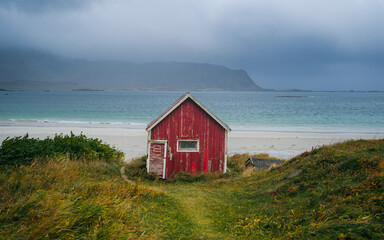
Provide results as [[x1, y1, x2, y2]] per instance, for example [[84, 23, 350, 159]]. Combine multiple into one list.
[[0, 0, 383, 90], [0, 0, 96, 13]]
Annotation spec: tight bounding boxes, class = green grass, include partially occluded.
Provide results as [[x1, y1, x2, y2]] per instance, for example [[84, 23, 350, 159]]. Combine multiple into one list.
[[1, 138, 383, 239], [0, 134, 157, 239], [138, 139, 384, 239], [0, 158, 162, 239]]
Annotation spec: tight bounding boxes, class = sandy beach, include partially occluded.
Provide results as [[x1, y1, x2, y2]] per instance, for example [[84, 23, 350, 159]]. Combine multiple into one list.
[[1, 124, 383, 161], [228, 131, 384, 159]]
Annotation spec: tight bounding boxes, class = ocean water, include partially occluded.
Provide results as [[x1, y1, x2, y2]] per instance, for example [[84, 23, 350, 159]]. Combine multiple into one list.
[[1, 90, 384, 134]]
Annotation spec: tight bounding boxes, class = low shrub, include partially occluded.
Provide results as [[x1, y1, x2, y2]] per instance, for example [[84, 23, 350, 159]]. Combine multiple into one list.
[[0, 132, 124, 166], [124, 155, 158, 180]]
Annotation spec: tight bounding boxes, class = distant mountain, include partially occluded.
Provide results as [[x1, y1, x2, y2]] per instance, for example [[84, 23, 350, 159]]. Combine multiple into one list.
[[0, 48, 263, 91]]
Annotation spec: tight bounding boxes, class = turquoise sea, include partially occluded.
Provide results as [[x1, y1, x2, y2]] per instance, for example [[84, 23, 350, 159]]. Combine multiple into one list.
[[1, 90, 384, 134]]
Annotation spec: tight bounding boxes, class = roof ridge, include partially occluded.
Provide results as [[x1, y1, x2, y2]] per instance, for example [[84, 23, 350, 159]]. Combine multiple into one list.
[[146, 92, 231, 132]]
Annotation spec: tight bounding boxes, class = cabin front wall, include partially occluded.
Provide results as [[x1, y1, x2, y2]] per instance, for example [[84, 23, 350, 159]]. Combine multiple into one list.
[[149, 99, 226, 178]]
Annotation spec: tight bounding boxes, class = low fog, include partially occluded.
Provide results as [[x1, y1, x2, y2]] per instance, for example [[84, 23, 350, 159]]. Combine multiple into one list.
[[0, 0, 383, 90]]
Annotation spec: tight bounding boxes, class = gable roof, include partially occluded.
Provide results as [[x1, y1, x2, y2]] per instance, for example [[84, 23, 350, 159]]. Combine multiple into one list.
[[146, 93, 231, 132]]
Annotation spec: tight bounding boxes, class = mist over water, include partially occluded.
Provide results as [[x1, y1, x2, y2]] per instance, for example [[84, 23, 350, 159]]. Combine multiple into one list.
[[1, 90, 384, 134]]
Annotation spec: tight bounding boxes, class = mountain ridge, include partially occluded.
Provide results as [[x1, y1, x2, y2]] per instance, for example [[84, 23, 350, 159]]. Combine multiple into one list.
[[0, 48, 263, 91]]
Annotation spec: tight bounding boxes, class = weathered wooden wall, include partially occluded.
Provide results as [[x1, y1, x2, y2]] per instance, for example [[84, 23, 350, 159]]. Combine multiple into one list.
[[150, 98, 226, 178]]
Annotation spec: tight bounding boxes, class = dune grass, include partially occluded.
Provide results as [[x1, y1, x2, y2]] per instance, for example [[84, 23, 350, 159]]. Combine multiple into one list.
[[1, 138, 383, 239], [201, 139, 384, 239], [0, 158, 163, 239], [136, 139, 384, 239], [0, 134, 157, 239]]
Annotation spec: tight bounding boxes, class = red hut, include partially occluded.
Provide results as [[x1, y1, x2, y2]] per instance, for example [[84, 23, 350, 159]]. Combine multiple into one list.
[[146, 93, 231, 179]]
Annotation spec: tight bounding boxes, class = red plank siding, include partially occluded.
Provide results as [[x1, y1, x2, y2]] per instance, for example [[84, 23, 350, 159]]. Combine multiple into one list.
[[150, 98, 226, 178]]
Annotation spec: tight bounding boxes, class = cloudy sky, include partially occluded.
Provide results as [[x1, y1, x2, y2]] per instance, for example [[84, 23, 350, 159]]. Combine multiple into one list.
[[0, 0, 383, 90]]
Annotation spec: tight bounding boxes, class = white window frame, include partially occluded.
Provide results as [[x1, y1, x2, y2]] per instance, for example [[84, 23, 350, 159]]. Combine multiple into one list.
[[177, 139, 199, 152]]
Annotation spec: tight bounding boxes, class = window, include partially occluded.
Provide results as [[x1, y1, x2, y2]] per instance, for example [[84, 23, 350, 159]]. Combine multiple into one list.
[[177, 140, 199, 152]]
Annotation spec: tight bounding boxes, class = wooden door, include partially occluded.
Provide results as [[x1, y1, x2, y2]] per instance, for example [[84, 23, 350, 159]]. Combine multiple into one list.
[[148, 142, 167, 178]]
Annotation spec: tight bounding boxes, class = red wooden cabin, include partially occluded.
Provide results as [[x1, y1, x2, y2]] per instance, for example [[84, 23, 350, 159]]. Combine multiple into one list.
[[146, 93, 231, 179]]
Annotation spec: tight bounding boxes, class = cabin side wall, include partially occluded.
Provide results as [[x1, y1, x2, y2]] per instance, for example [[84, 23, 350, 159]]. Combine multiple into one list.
[[150, 98, 226, 178]]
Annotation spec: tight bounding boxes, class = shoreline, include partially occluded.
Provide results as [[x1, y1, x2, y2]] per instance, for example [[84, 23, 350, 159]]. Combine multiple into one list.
[[2, 120, 384, 134], [1, 124, 383, 161]]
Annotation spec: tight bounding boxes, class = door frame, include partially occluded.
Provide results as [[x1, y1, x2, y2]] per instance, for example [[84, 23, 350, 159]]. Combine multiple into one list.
[[147, 140, 168, 178]]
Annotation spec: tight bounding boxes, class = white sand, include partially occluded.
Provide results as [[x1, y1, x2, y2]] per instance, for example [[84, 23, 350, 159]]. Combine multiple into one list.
[[1, 125, 383, 161], [228, 131, 383, 159]]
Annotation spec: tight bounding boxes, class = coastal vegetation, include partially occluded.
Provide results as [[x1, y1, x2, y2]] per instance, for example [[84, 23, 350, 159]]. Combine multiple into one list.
[[0, 136, 383, 239], [0, 133, 123, 166]]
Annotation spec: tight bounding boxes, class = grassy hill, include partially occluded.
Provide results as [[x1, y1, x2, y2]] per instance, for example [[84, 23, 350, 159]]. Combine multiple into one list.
[[1, 138, 383, 239]]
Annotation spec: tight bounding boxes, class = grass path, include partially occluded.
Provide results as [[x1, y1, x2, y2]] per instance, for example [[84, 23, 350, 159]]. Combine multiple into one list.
[[164, 184, 229, 239], [120, 166, 136, 185], [120, 166, 231, 238]]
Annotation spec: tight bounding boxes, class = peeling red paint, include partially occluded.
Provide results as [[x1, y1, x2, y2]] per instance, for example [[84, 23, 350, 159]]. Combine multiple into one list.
[[147, 94, 229, 179]]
